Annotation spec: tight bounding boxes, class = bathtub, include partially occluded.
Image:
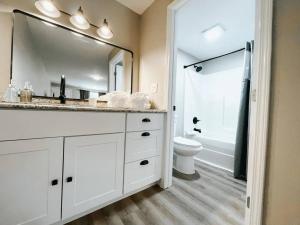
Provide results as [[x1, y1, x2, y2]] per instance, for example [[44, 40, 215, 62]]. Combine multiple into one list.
[[191, 135, 235, 172]]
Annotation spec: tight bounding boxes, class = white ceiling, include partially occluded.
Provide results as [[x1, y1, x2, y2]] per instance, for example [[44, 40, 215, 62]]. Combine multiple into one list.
[[114, 0, 155, 15], [175, 0, 255, 60]]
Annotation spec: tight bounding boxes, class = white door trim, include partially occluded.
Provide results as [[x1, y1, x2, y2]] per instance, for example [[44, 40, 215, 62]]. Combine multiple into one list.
[[164, 0, 273, 224], [109, 50, 125, 92]]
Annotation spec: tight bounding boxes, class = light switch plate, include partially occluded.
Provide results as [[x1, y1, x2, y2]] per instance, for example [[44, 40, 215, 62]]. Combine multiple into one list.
[[151, 83, 158, 93]]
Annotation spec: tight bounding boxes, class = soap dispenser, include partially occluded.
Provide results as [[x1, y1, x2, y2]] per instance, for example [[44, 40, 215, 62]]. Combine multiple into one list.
[[3, 79, 18, 102]]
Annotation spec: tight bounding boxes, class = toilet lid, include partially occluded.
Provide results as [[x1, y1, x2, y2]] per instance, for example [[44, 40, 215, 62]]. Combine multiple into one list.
[[174, 137, 202, 148]]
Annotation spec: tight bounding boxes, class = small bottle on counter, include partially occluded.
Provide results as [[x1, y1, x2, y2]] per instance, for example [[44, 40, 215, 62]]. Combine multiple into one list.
[[3, 79, 18, 103], [20, 82, 33, 103]]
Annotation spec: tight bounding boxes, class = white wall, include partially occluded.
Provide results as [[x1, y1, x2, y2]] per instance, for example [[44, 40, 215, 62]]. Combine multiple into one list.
[[174, 50, 200, 136], [0, 12, 12, 97]]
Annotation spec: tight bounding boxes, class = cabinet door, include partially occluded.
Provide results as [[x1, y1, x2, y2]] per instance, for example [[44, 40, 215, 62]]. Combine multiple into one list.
[[62, 134, 125, 219], [0, 138, 63, 225]]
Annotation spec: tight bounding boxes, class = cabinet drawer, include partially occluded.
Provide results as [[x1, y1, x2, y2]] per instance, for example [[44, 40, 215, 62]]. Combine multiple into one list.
[[124, 156, 161, 194], [126, 113, 164, 132], [125, 130, 162, 163]]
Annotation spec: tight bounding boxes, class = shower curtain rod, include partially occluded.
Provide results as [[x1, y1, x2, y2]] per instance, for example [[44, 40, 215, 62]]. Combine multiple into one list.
[[183, 48, 245, 69]]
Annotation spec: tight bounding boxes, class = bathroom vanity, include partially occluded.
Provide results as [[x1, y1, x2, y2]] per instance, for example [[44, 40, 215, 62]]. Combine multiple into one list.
[[0, 104, 166, 225], [0, 8, 167, 225]]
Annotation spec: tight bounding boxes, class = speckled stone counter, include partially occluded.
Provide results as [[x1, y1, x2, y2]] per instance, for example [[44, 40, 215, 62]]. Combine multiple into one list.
[[0, 102, 167, 113]]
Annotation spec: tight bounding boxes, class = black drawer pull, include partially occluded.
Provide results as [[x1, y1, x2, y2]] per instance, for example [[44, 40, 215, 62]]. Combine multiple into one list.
[[141, 132, 150, 137], [142, 118, 151, 123], [140, 160, 149, 166], [51, 179, 58, 186], [66, 177, 73, 183]]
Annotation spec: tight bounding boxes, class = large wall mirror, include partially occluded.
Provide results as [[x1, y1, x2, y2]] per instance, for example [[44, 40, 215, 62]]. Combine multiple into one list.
[[11, 11, 133, 100]]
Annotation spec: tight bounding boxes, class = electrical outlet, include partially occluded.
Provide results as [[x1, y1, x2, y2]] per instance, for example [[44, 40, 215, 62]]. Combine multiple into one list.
[[151, 83, 158, 93]]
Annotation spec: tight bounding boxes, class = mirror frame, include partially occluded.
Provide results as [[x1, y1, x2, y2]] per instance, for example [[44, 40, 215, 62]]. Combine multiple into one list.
[[10, 10, 134, 99]]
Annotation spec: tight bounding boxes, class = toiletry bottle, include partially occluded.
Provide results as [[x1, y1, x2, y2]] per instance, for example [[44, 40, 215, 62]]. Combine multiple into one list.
[[20, 82, 33, 103], [3, 79, 18, 102]]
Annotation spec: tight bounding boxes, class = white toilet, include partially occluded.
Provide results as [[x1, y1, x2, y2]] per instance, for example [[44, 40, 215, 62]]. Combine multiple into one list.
[[173, 136, 203, 175]]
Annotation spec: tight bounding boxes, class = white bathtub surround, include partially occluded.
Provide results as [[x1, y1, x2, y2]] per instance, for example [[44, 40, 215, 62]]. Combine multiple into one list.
[[173, 136, 202, 174], [176, 51, 244, 171]]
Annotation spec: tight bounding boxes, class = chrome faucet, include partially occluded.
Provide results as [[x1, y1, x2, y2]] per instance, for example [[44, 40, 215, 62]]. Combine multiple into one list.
[[59, 75, 66, 104]]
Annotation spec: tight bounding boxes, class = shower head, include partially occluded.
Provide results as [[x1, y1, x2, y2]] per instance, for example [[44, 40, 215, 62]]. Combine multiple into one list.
[[194, 65, 203, 72]]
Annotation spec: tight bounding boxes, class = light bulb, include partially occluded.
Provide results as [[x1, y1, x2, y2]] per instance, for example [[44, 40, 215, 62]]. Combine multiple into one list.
[[70, 6, 90, 30], [35, 0, 61, 18], [97, 19, 113, 39]]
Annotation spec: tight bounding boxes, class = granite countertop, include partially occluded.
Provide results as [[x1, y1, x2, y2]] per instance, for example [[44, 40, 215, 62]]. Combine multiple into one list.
[[0, 102, 167, 113]]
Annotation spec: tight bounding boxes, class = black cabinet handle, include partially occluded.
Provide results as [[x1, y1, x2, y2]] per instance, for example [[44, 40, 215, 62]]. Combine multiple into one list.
[[140, 160, 149, 166], [51, 179, 58, 186], [66, 177, 73, 183], [141, 132, 150, 137], [142, 118, 151, 123]]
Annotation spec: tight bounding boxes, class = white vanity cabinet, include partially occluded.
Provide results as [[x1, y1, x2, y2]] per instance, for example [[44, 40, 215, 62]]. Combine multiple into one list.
[[124, 113, 164, 194], [0, 138, 63, 225], [62, 134, 125, 219], [0, 109, 165, 225]]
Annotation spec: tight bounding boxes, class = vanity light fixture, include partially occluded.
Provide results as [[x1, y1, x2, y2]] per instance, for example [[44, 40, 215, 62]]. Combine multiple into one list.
[[70, 6, 90, 30], [35, 0, 61, 18], [97, 19, 113, 39]]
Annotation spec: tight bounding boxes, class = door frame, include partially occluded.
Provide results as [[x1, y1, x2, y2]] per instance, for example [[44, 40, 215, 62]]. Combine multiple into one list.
[[109, 50, 125, 92], [164, 0, 273, 224]]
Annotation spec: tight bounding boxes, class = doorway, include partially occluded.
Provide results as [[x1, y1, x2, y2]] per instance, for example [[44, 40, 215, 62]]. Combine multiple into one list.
[[164, 0, 273, 224]]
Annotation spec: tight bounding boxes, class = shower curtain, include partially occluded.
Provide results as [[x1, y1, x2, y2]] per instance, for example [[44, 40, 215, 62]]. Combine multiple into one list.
[[234, 41, 253, 180]]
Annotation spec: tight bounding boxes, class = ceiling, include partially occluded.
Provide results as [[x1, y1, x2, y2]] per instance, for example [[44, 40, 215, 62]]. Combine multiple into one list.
[[175, 0, 255, 60], [114, 0, 155, 15]]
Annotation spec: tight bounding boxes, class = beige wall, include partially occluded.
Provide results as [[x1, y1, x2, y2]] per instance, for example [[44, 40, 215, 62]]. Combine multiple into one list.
[[0, 0, 140, 94], [139, 0, 172, 109], [0, 12, 12, 97], [263, 0, 300, 224]]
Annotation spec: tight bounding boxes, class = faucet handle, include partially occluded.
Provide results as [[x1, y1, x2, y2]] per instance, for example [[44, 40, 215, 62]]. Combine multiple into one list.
[[194, 128, 202, 133], [193, 117, 200, 124]]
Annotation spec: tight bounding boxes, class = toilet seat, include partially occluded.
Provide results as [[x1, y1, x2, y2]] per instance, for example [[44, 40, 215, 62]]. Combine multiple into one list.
[[174, 136, 202, 148]]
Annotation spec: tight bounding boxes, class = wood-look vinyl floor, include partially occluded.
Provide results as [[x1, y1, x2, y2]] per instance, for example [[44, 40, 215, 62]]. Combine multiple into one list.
[[67, 162, 246, 225]]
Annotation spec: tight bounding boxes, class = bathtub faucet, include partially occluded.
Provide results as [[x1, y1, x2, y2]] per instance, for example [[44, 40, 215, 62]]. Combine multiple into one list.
[[194, 128, 201, 133]]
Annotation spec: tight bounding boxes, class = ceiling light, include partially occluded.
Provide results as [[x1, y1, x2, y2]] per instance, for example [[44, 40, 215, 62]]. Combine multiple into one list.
[[89, 74, 103, 81], [202, 24, 225, 42], [97, 19, 113, 39], [70, 6, 90, 30], [35, 0, 61, 18], [95, 40, 106, 46]]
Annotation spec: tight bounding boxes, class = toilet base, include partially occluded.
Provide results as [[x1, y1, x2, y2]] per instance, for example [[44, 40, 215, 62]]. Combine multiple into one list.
[[173, 154, 196, 175]]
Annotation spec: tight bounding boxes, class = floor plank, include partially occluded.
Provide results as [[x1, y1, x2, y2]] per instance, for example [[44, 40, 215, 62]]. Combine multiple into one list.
[[67, 162, 246, 225]]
